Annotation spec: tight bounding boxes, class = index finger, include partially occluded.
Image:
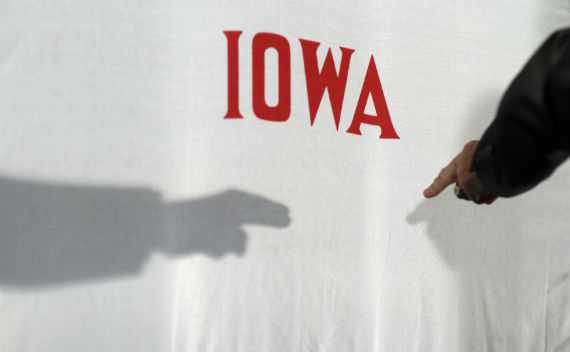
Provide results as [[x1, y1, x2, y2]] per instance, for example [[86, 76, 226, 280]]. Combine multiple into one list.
[[423, 160, 457, 198]]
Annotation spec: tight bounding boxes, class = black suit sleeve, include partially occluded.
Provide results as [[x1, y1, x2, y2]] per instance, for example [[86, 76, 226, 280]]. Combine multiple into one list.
[[470, 28, 570, 197]]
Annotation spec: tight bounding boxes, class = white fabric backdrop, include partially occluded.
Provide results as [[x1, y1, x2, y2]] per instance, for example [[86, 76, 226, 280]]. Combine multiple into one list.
[[1, 1, 569, 351]]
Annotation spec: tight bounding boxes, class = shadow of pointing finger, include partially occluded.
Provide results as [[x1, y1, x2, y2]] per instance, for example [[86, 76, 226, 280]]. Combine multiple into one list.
[[0, 177, 291, 289]]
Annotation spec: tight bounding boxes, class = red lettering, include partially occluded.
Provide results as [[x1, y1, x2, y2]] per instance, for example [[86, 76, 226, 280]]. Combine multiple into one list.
[[347, 55, 399, 139], [252, 33, 291, 122], [299, 39, 354, 130], [224, 31, 243, 119]]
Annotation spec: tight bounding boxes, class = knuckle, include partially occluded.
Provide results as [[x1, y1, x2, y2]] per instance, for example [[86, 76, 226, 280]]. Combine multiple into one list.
[[463, 141, 478, 151]]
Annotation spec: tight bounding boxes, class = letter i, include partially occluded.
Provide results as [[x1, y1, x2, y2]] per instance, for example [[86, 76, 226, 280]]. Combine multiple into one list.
[[224, 31, 243, 119]]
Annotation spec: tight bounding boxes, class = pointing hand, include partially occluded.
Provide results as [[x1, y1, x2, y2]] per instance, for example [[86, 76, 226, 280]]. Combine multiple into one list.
[[423, 140, 497, 204]]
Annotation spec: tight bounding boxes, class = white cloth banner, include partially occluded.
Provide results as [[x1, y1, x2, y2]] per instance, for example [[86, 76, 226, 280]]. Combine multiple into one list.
[[1, 1, 569, 351]]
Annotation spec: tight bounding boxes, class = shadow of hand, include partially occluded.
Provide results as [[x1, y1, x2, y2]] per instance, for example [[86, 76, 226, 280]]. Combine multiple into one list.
[[0, 177, 291, 289], [162, 189, 291, 258]]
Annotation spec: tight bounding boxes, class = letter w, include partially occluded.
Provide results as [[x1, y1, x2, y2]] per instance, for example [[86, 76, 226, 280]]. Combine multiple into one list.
[[299, 39, 354, 130]]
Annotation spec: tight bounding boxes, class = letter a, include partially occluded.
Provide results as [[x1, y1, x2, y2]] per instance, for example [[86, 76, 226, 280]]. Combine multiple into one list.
[[299, 39, 354, 130], [346, 55, 399, 139]]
